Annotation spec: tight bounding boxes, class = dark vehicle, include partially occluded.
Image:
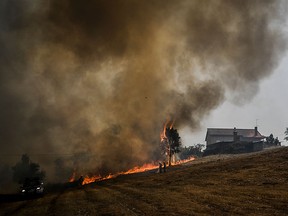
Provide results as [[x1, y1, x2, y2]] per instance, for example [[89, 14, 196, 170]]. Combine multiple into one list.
[[21, 177, 44, 195]]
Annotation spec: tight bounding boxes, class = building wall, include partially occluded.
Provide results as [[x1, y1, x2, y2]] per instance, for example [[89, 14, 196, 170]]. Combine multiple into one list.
[[240, 136, 263, 142], [207, 135, 234, 145], [204, 141, 264, 156], [207, 135, 263, 145]]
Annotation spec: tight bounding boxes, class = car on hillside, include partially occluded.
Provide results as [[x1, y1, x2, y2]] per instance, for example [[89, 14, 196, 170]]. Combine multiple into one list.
[[21, 177, 44, 195]]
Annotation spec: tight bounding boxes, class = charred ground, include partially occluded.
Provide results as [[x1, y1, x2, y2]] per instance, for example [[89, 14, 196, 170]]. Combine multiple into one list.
[[1, 147, 287, 215]]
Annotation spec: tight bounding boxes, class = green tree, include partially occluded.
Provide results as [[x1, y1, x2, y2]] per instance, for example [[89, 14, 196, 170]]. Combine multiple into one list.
[[180, 144, 205, 159], [12, 154, 45, 184], [285, 128, 288, 142], [266, 134, 275, 144]]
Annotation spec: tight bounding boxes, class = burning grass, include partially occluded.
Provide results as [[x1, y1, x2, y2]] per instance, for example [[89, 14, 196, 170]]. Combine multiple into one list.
[[71, 157, 196, 185]]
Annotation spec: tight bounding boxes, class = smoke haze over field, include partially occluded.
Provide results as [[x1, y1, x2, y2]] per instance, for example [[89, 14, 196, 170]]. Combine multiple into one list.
[[0, 0, 286, 182]]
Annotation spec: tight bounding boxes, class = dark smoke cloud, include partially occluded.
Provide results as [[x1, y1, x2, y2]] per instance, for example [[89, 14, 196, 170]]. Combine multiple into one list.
[[0, 0, 286, 181]]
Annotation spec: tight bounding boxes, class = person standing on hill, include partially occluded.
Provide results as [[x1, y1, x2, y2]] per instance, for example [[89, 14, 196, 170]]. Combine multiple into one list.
[[158, 162, 162, 173], [163, 161, 166, 173]]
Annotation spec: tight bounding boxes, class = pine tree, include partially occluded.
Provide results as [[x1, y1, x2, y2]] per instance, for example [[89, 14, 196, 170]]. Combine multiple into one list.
[[162, 127, 182, 166]]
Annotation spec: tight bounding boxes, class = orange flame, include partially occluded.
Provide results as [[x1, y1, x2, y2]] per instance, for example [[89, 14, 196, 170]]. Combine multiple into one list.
[[79, 157, 195, 185], [160, 119, 174, 142], [173, 156, 195, 165], [69, 171, 76, 182], [169, 119, 175, 129], [122, 163, 158, 174], [82, 175, 101, 185], [81, 163, 158, 185]]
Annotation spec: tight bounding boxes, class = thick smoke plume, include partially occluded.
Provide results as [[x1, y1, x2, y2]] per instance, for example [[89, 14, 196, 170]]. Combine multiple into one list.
[[0, 0, 286, 182]]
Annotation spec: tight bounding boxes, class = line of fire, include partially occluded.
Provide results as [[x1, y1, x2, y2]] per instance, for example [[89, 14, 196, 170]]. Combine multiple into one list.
[[69, 120, 195, 186]]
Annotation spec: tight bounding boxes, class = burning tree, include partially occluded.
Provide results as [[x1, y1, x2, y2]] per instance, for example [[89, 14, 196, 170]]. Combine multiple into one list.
[[161, 125, 182, 166]]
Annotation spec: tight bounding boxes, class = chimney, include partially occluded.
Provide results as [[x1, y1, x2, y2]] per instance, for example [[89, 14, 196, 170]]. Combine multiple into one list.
[[254, 126, 258, 137], [233, 127, 238, 142]]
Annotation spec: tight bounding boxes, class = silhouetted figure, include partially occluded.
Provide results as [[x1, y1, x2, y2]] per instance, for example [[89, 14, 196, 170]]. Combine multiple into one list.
[[163, 161, 166, 173], [158, 162, 162, 173], [78, 175, 84, 186]]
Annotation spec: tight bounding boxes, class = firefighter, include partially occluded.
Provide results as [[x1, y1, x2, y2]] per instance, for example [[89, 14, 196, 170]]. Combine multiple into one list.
[[78, 175, 84, 186], [163, 161, 166, 173], [158, 162, 162, 173]]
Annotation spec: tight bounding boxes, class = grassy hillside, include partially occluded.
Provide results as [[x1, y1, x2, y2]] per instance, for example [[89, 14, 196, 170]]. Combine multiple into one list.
[[1, 147, 288, 215]]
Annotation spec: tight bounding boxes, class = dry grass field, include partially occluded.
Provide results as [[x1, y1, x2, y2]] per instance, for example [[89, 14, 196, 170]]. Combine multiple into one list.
[[1, 146, 288, 216]]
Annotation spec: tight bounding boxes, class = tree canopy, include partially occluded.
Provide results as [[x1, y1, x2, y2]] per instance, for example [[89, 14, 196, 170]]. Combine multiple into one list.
[[285, 128, 288, 142], [266, 133, 281, 146], [161, 127, 182, 165], [12, 154, 45, 184], [180, 144, 205, 159]]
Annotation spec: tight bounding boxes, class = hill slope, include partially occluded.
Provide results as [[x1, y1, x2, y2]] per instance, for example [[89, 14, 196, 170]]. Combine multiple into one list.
[[1, 147, 288, 215]]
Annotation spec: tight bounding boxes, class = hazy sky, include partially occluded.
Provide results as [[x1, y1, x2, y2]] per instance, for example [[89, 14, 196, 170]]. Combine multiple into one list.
[[182, 49, 288, 146]]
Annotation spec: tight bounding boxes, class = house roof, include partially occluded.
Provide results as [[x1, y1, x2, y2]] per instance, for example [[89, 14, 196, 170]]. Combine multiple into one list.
[[205, 128, 264, 141]]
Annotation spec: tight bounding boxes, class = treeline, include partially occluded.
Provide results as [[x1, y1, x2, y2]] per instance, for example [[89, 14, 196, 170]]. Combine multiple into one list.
[[179, 144, 205, 159], [12, 154, 45, 184]]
